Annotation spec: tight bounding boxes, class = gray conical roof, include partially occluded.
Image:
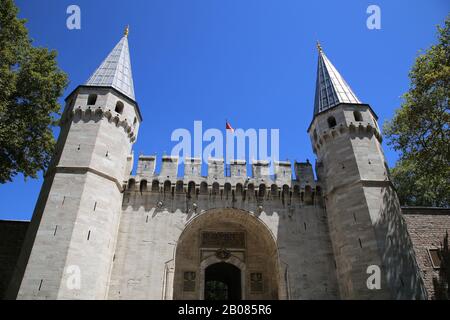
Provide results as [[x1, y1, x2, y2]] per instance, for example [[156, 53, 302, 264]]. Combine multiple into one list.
[[86, 33, 135, 100], [314, 45, 360, 115]]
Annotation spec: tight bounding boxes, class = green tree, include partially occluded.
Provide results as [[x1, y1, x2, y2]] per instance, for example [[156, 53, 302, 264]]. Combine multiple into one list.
[[0, 0, 68, 183], [384, 16, 450, 207]]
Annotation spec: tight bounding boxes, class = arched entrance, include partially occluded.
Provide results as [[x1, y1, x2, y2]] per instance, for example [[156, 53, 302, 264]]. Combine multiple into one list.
[[205, 262, 241, 300], [172, 208, 282, 300]]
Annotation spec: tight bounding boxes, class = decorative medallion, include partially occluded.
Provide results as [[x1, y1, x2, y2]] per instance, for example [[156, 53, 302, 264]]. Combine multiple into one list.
[[215, 248, 231, 260]]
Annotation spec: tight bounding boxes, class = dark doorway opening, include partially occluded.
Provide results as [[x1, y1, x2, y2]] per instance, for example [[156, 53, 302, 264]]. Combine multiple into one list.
[[204, 262, 241, 300]]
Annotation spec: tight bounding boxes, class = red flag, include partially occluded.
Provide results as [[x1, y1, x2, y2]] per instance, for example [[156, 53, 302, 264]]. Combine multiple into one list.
[[226, 121, 234, 133]]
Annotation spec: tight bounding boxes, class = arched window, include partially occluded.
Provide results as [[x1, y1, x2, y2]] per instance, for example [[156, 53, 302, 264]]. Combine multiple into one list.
[[293, 185, 301, 198], [327, 116, 337, 128], [271, 184, 278, 196], [176, 181, 184, 193], [212, 182, 220, 195], [304, 185, 313, 205], [115, 101, 124, 114], [188, 181, 196, 197], [258, 184, 266, 198], [151, 180, 159, 192], [128, 178, 136, 191], [163, 180, 171, 193], [236, 183, 243, 196], [247, 184, 255, 198], [200, 182, 208, 195], [87, 94, 97, 106], [140, 180, 147, 193], [353, 111, 363, 122], [224, 183, 231, 199]]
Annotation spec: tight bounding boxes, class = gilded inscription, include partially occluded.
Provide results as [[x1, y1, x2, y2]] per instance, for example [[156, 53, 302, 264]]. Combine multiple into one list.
[[201, 231, 245, 248]]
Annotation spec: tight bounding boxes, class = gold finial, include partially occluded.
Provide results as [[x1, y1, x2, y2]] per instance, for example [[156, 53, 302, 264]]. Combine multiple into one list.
[[316, 40, 322, 52], [124, 25, 129, 37]]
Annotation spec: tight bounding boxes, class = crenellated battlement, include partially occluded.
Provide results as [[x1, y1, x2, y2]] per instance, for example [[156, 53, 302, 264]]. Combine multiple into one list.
[[126, 155, 321, 197], [311, 121, 382, 154], [60, 105, 138, 142]]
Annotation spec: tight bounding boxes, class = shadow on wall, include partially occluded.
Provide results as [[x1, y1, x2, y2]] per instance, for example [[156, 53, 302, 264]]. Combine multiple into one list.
[[376, 185, 428, 299], [432, 231, 450, 300]]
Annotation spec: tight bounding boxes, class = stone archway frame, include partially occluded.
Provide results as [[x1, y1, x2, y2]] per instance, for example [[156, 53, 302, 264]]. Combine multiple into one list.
[[199, 254, 246, 300], [172, 208, 287, 300]]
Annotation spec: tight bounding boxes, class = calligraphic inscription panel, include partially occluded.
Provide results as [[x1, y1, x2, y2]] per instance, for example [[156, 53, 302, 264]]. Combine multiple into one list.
[[201, 231, 245, 249]]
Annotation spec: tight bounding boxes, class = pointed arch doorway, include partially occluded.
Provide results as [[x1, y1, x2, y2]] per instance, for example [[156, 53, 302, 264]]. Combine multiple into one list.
[[172, 208, 283, 300]]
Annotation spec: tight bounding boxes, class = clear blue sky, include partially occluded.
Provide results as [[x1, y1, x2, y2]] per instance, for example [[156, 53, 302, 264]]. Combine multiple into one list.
[[0, 0, 448, 220]]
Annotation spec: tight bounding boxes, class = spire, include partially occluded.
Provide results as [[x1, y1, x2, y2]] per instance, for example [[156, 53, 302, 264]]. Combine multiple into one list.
[[86, 27, 135, 100], [313, 44, 361, 115]]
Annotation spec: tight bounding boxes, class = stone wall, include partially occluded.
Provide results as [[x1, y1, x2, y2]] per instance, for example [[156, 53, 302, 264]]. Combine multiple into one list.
[[108, 177, 339, 300], [403, 207, 450, 300], [0, 220, 29, 299]]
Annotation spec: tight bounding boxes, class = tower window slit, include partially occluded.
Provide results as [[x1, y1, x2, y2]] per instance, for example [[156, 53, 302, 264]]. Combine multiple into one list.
[[87, 94, 97, 106], [93, 201, 97, 211], [358, 238, 362, 248], [38, 279, 43, 291], [54, 225, 58, 236], [87, 230, 91, 241], [115, 101, 124, 114], [327, 116, 337, 128]]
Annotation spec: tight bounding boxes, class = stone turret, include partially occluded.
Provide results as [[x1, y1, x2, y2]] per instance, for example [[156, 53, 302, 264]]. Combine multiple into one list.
[[6, 29, 142, 299], [307, 44, 426, 299]]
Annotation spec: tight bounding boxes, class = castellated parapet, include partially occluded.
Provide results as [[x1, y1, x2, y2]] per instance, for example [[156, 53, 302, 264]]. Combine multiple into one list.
[[125, 156, 323, 210]]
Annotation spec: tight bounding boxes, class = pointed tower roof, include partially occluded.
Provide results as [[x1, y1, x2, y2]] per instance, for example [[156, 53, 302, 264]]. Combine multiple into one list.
[[313, 43, 361, 115], [86, 27, 135, 100]]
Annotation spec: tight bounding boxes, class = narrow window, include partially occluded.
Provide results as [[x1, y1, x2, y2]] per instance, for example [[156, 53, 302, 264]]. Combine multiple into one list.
[[327, 116, 337, 128], [38, 279, 43, 291], [353, 111, 363, 121], [115, 101, 124, 114], [133, 117, 137, 126], [87, 94, 97, 106], [250, 273, 263, 293], [183, 272, 196, 292], [53, 225, 58, 236], [87, 230, 91, 241], [428, 248, 442, 269]]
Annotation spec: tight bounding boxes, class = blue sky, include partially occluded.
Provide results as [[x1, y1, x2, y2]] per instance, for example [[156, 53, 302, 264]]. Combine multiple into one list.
[[1, 0, 448, 220]]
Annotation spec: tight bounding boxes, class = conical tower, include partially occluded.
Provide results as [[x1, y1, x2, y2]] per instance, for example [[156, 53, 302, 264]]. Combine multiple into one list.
[[308, 44, 426, 299], [6, 28, 142, 299]]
